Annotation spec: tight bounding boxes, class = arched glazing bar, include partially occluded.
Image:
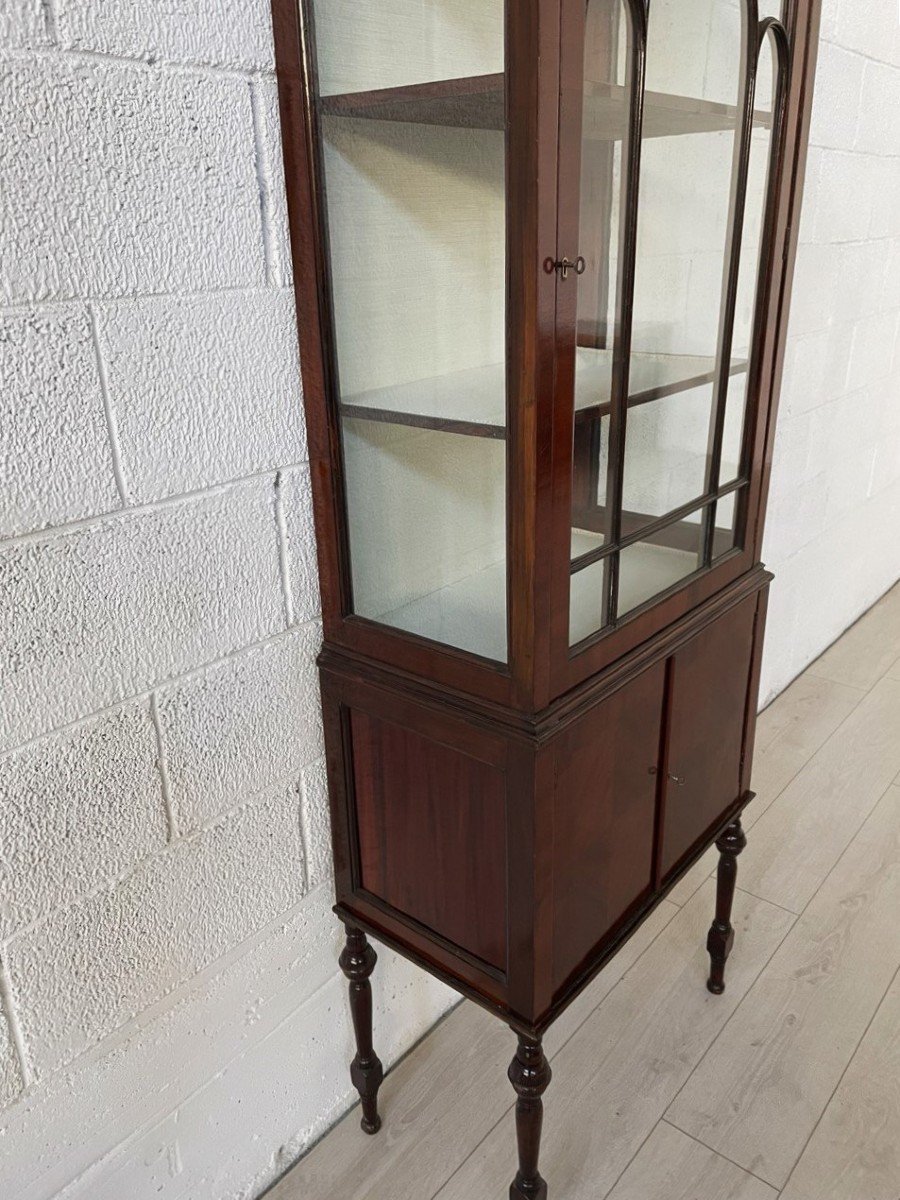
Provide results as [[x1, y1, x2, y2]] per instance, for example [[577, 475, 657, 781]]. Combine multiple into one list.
[[701, 10, 792, 564]]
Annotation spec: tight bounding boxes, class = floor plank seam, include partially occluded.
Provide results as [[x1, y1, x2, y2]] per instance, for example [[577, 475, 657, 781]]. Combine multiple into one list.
[[429, 904, 684, 1198], [664, 781, 900, 1195], [600, 1116, 664, 1199], [776, 959, 900, 1199], [658, 1118, 780, 1193], [661, 902, 800, 1122], [734, 884, 800, 916]]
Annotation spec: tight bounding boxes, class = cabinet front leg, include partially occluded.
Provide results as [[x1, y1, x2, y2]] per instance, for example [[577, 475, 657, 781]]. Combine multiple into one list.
[[508, 1033, 552, 1200], [707, 818, 748, 994], [339, 925, 384, 1134]]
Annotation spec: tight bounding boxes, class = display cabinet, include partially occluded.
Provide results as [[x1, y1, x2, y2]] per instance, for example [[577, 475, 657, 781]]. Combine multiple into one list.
[[272, 0, 820, 1193]]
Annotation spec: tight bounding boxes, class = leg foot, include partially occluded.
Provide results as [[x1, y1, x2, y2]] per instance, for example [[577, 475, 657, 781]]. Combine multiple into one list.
[[707, 818, 747, 995], [339, 925, 384, 1134], [508, 1033, 551, 1200]]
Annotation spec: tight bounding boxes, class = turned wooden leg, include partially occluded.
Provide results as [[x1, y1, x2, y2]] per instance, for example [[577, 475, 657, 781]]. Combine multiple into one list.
[[339, 925, 384, 1134], [707, 818, 748, 995], [508, 1033, 552, 1200]]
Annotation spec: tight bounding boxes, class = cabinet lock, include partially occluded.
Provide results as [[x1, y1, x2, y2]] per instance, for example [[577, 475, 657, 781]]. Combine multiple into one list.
[[545, 255, 586, 281], [649, 767, 686, 786]]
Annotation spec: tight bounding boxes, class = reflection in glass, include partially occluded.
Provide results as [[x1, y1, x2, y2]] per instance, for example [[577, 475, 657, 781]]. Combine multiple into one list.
[[621, 383, 713, 521], [569, 0, 630, 645], [570, 557, 610, 648], [711, 488, 744, 559], [312, 0, 508, 661], [617, 518, 703, 619], [720, 34, 777, 486]]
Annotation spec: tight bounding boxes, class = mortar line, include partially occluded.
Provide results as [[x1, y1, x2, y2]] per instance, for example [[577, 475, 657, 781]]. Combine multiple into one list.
[[149, 693, 178, 842], [273, 471, 296, 628], [41, 0, 58, 43], [2, 43, 276, 84], [250, 81, 277, 288], [0, 283, 282, 317], [0, 949, 34, 1089], [0, 619, 320, 762], [88, 303, 130, 506], [0, 459, 311, 551]]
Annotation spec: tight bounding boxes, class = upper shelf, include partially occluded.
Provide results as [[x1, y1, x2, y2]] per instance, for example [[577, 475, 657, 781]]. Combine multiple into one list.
[[319, 74, 772, 139], [340, 350, 748, 440]]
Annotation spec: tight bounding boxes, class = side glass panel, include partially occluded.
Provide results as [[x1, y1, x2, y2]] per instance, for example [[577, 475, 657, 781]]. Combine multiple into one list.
[[312, 2, 508, 662], [569, 0, 785, 647]]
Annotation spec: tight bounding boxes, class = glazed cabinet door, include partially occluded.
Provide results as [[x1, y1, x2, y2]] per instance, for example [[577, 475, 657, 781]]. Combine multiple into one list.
[[549, 0, 791, 694], [284, 0, 561, 707]]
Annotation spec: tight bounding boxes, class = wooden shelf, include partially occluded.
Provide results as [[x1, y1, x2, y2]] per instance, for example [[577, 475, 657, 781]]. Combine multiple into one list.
[[320, 74, 771, 139], [340, 351, 747, 440], [373, 539, 699, 661], [320, 74, 505, 132]]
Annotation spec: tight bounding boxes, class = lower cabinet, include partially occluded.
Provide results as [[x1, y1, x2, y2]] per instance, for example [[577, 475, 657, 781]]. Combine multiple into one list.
[[322, 581, 767, 1028], [549, 589, 764, 999]]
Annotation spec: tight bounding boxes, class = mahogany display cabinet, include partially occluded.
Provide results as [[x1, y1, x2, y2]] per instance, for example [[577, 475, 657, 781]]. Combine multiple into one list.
[[271, 0, 820, 1194]]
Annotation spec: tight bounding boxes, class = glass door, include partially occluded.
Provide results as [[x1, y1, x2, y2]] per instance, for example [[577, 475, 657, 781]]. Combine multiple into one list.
[[308, 0, 509, 664], [561, 0, 788, 653]]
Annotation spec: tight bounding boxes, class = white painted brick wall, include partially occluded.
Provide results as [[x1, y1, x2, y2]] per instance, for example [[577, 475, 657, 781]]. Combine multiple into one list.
[[7, 786, 307, 1077], [0, 701, 167, 936], [96, 291, 306, 503], [0, 4, 456, 1197], [0, 1, 897, 1198], [759, 0, 900, 701], [157, 627, 324, 834], [0, 307, 119, 537]]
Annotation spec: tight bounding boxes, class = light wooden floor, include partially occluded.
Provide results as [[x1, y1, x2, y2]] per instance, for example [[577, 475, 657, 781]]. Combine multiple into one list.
[[271, 583, 900, 1200]]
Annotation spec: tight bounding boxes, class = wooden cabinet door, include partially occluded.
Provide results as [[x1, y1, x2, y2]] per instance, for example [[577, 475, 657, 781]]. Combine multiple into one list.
[[551, 659, 666, 994], [659, 595, 759, 879]]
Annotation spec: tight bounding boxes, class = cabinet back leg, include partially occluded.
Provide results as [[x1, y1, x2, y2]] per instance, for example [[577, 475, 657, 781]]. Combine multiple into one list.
[[508, 1032, 552, 1200], [339, 925, 384, 1134], [707, 818, 748, 994]]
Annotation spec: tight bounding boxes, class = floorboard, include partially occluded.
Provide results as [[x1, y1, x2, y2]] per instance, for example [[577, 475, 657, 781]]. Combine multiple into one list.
[[267, 585, 900, 1200], [667, 784, 900, 1188]]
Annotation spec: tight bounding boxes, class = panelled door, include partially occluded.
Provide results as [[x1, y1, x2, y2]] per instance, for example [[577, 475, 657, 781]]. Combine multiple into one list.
[[657, 593, 760, 879], [548, 0, 791, 695]]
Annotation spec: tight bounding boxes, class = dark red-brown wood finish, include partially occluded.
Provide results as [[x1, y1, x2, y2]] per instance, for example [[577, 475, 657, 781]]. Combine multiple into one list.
[[271, 0, 821, 1195]]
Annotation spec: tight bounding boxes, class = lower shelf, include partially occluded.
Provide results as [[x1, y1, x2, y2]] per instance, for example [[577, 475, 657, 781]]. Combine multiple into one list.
[[373, 538, 698, 661]]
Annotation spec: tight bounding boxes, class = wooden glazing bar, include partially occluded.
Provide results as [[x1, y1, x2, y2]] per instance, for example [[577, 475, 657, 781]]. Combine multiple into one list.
[[602, 0, 648, 626], [701, 0, 761, 568]]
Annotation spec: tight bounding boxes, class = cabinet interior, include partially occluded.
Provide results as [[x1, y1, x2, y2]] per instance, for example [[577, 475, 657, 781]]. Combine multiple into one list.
[[312, 0, 778, 663]]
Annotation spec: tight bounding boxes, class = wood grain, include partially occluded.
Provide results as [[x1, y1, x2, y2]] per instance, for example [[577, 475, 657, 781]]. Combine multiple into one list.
[[351, 710, 508, 971], [737, 674, 900, 913], [668, 783, 900, 1188], [780, 945, 900, 1200], [434, 883, 793, 1200], [607, 1120, 777, 1200]]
